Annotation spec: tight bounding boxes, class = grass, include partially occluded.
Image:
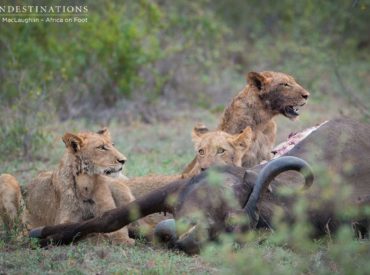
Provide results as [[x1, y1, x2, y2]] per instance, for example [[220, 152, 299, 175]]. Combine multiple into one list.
[[0, 109, 221, 274], [0, 96, 369, 274], [0, 240, 215, 274]]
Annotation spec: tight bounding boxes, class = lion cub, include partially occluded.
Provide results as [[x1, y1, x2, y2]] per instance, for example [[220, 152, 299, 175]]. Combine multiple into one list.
[[108, 124, 255, 238], [0, 174, 24, 232], [183, 124, 254, 177], [219, 71, 310, 167], [2, 129, 135, 244], [183, 71, 310, 174]]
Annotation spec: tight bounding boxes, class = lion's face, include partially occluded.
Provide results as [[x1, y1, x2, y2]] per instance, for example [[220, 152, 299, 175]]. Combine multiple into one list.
[[192, 124, 254, 172], [248, 71, 310, 119], [62, 128, 127, 176]]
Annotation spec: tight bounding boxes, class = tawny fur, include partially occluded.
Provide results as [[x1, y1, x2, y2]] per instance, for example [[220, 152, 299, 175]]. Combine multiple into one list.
[[5, 129, 135, 244], [1, 125, 253, 240], [112, 174, 181, 237], [218, 71, 309, 166], [183, 71, 309, 175], [184, 124, 254, 177], [0, 174, 24, 231], [108, 125, 255, 237]]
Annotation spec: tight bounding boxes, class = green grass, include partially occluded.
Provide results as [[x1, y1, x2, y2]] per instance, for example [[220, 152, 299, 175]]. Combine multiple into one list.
[[1, 0, 369, 272], [1, 105, 369, 274], [0, 240, 215, 274], [0, 109, 220, 274]]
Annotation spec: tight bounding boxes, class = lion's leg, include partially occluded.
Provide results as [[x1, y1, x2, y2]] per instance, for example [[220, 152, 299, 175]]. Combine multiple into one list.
[[95, 181, 135, 245], [246, 121, 276, 166], [108, 179, 135, 207], [109, 179, 174, 241], [261, 121, 277, 161], [109, 179, 151, 240], [262, 120, 277, 146], [54, 188, 84, 226], [0, 174, 23, 232]]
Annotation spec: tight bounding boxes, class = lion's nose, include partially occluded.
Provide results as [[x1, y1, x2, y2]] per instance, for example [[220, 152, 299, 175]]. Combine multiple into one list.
[[302, 92, 310, 99], [117, 158, 126, 165], [200, 167, 207, 172]]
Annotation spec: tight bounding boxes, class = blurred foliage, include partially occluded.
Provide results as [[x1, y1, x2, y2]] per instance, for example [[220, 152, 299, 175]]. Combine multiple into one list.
[[204, 227, 370, 274], [202, 170, 370, 274], [0, 0, 369, 157], [215, 0, 369, 54], [1, 2, 370, 272], [0, 0, 228, 159], [0, 0, 227, 102], [213, 0, 370, 119]]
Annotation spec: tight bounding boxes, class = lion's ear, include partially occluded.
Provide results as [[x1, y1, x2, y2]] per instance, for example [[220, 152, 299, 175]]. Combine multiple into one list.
[[247, 72, 266, 91], [230, 127, 254, 149], [62, 133, 83, 153], [191, 123, 209, 144], [97, 127, 111, 140]]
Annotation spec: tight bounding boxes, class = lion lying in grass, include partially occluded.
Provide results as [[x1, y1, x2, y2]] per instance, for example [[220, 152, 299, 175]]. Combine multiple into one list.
[[0, 128, 135, 244], [1, 124, 255, 242]]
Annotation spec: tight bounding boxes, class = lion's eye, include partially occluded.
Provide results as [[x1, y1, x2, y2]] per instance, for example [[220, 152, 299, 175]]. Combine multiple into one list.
[[97, 145, 108, 151], [198, 149, 205, 155], [217, 148, 226, 154], [281, 83, 290, 87]]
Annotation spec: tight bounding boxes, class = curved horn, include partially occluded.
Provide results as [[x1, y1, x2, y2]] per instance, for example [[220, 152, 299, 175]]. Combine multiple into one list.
[[175, 225, 202, 255], [244, 156, 314, 228]]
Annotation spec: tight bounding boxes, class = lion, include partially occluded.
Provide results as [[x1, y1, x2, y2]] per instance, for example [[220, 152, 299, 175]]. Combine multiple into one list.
[[0, 174, 24, 232], [187, 123, 254, 175], [3, 125, 254, 241], [111, 124, 255, 238], [183, 71, 310, 174], [3, 128, 135, 244], [121, 124, 254, 197]]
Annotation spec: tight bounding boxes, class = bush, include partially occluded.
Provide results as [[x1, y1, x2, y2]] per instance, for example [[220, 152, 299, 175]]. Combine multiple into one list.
[[0, 0, 230, 158]]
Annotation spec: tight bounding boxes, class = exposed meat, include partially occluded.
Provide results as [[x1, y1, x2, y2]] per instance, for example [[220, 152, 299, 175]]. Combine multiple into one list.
[[271, 121, 328, 158]]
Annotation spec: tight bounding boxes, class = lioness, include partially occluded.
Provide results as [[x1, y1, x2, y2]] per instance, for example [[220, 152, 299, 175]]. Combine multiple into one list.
[[183, 71, 310, 174], [4, 128, 135, 244]]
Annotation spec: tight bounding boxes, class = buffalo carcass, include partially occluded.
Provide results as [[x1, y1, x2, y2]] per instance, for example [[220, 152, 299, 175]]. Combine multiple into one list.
[[29, 118, 370, 254]]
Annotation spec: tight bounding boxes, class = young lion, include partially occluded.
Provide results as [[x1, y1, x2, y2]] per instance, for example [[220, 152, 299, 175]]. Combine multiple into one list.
[[3, 128, 135, 244], [111, 124, 255, 237], [187, 124, 254, 176], [0, 174, 24, 231], [122, 124, 254, 197], [183, 71, 310, 174]]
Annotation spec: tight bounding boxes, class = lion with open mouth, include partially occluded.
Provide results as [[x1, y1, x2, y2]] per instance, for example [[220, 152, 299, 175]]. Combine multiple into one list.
[[183, 71, 310, 175], [219, 71, 309, 129], [218, 71, 310, 167]]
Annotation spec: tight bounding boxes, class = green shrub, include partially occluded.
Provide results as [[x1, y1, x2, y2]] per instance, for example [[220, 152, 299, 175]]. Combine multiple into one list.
[[0, 87, 53, 160], [0, 0, 230, 158]]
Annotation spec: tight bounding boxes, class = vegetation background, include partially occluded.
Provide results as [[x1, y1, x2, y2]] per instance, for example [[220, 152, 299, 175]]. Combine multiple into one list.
[[0, 0, 369, 273]]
